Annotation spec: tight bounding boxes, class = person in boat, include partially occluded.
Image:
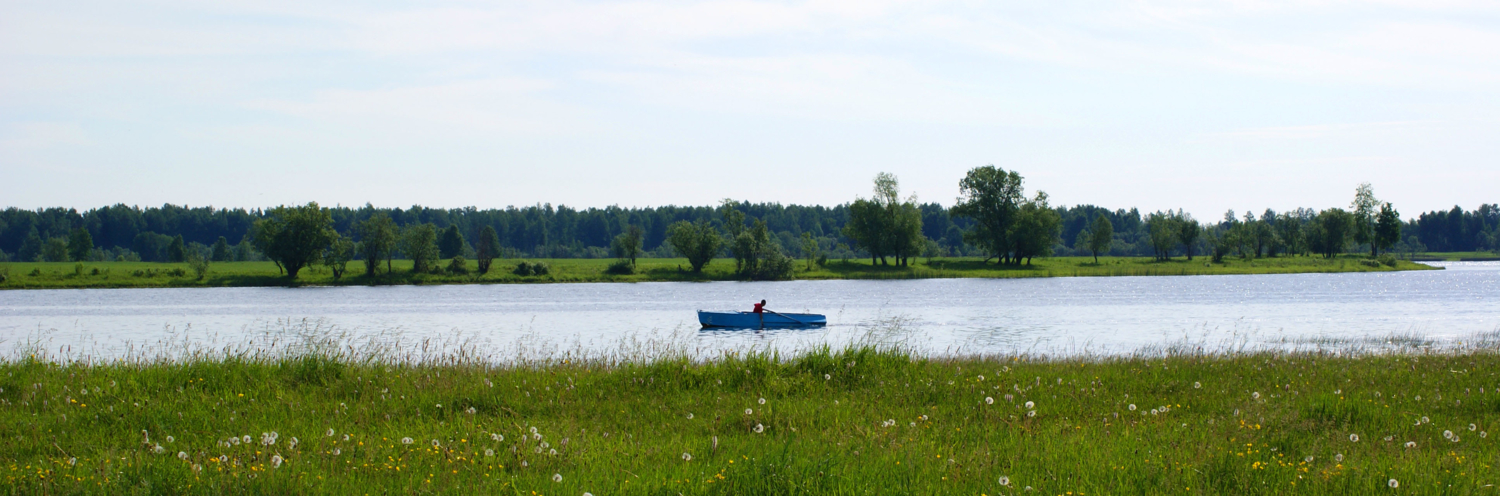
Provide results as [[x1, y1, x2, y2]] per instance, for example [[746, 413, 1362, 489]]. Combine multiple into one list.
[[753, 299, 767, 327]]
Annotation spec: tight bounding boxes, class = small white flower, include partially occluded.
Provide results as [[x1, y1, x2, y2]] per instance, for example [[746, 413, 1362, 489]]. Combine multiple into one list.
[[432, 439, 441, 447], [1349, 434, 1359, 442], [1405, 441, 1417, 448], [191, 463, 202, 473], [1304, 456, 1313, 463], [68, 457, 76, 466], [435, 404, 442, 408], [754, 423, 765, 433], [485, 449, 495, 457], [998, 475, 1010, 486], [1024, 401, 1034, 409], [910, 422, 916, 427], [466, 407, 477, 415], [218, 455, 228, 463], [271, 455, 283, 468], [759, 397, 766, 405], [401, 437, 413, 445], [1388, 479, 1398, 488], [326, 428, 335, 437], [491, 433, 504, 442], [682, 452, 692, 461], [985, 397, 994, 405], [552, 473, 562, 483]]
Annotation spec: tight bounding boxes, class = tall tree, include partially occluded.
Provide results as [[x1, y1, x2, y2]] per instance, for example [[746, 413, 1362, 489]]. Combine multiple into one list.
[[439, 225, 465, 259], [400, 223, 440, 273], [211, 236, 231, 262], [1011, 192, 1060, 265], [67, 227, 93, 262], [1374, 202, 1401, 256], [1085, 214, 1113, 263], [475, 225, 501, 274], [842, 198, 889, 265], [167, 235, 186, 263], [1176, 213, 1201, 261], [1350, 182, 1379, 257], [1313, 208, 1354, 258], [250, 202, 336, 279], [666, 220, 722, 272], [1145, 212, 1178, 261], [323, 234, 355, 280], [356, 213, 397, 276], [951, 166, 1025, 264], [611, 224, 644, 268]]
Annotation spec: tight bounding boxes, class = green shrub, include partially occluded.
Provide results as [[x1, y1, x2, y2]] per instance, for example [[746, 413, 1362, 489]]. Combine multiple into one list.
[[447, 256, 469, 275], [167, 268, 187, 277], [1377, 253, 1398, 267], [74, 263, 85, 276], [29, 268, 42, 277], [1359, 259, 1381, 268], [604, 259, 634, 275], [513, 261, 550, 276]]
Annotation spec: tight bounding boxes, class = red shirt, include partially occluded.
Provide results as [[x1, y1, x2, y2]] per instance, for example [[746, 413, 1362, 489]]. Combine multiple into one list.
[[753, 302, 765, 314]]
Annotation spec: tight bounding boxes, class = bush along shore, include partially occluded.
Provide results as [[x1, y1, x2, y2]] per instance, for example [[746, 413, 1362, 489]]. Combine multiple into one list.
[[0, 254, 1436, 289], [2, 345, 1497, 494]]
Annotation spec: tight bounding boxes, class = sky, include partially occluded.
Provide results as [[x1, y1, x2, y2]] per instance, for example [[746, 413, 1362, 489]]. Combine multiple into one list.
[[3, 0, 1498, 220]]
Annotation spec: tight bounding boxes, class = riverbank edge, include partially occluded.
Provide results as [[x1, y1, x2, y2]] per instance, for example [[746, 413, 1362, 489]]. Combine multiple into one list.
[[0, 257, 1440, 290]]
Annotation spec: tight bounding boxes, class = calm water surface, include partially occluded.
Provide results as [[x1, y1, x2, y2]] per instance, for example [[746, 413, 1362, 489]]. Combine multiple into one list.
[[2, 262, 1496, 360]]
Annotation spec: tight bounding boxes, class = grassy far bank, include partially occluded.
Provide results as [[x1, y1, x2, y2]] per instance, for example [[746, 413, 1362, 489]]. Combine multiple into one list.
[[2, 347, 1498, 494], [0, 254, 1437, 289]]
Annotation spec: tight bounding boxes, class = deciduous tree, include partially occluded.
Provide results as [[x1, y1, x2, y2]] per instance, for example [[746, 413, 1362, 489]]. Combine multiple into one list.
[[666, 220, 721, 272], [475, 225, 501, 274], [250, 202, 336, 279], [356, 213, 397, 276]]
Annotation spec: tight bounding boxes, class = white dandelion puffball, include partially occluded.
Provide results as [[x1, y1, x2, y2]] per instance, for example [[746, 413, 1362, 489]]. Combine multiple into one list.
[[1482, 431, 1489, 438], [1159, 406, 1169, 413], [1422, 416, 1430, 424], [910, 422, 916, 427], [343, 434, 350, 441], [1304, 456, 1313, 463], [485, 449, 495, 457], [520, 461, 528, 467], [432, 439, 441, 447], [1027, 410, 1036, 418], [682, 452, 692, 461], [271, 455, 283, 468], [178, 451, 188, 460], [333, 448, 341, 456], [1406, 441, 1417, 448], [1024, 401, 1034, 409], [1334, 454, 1343, 462], [467, 407, 477, 415], [985, 397, 995, 405], [533, 433, 543, 441], [531, 426, 538, 434], [1252, 392, 1260, 400], [401, 437, 414, 445], [219, 455, 228, 463], [435, 404, 442, 408], [192, 463, 202, 472], [1194, 382, 1201, 389], [687, 413, 694, 419], [1444, 430, 1454, 440], [759, 397, 766, 405], [153, 444, 165, 454], [536, 446, 544, 454], [242, 435, 251, 444], [1389, 479, 1399, 488], [492, 433, 503, 442], [824, 374, 831, 380], [1128, 404, 1137, 411], [552, 473, 563, 483], [1450, 435, 1460, 443], [550, 448, 557, 456], [999, 475, 1010, 486], [68, 457, 76, 466], [166, 436, 174, 443], [1349, 434, 1359, 442], [754, 423, 765, 433], [326, 428, 335, 437], [1470, 423, 1478, 431], [745, 408, 753, 415]]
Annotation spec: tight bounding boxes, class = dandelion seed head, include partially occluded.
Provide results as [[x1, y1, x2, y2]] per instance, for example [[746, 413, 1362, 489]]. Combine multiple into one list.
[[998, 475, 1010, 486], [1304, 456, 1313, 463], [466, 407, 477, 415], [326, 428, 335, 437], [682, 452, 692, 461], [1405, 441, 1417, 448], [333, 448, 341, 456], [1444, 430, 1454, 439], [432, 439, 441, 447], [191, 463, 202, 472], [1388, 479, 1398, 488], [1334, 454, 1343, 462], [219, 455, 227, 463], [177, 451, 187, 460], [401, 437, 413, 445], [985, 397, 994, 405], [271, 455, 283, 468], [1349, 434, 1359, 442], [241, 435, 250, 444], [687, 413, 694, 419], [552, 473, 562, 483], [485, 449, 495, 457], [1024, 401, 1034, 409], [550, 448, 557, 456], [745, 408, 753, 415], [1194, 382, 1201, 389], [533, 433, 543, 441], [1252, 392, 1260, 400], [165, 435, 174, 443], [1470, 423, 1478, 431], [824, 374, 831, 380], [1128, 404, 1137, 411], [492, 433, 504, 442], [759, 397, 766, 405], [754, 423, 764, 433], [153, 444, 165, 454], [1027, 410, 1036, 418]]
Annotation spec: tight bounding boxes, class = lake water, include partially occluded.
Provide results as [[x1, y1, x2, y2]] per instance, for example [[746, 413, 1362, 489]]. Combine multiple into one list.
[[2, 262, 1496, 361]]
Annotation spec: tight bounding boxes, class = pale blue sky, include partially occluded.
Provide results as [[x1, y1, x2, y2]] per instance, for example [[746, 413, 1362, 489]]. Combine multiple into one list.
[[3, 1, 1498, 219]]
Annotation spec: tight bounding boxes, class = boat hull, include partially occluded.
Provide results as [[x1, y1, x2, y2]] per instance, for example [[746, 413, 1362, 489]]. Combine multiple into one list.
[[698, 310, 826, 328]]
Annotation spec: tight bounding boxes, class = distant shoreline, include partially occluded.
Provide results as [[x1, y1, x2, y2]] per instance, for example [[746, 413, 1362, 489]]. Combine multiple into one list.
[[0, 254, 1441, 290]]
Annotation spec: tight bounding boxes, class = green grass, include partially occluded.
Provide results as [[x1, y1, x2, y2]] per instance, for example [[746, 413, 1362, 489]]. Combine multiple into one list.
[[0, 254, 1437, 290], [3, 342, 1498, 494], [1412, 252, 1500, 261]]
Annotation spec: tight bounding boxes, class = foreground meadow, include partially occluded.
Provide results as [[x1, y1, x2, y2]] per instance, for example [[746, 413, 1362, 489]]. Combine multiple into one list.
[[0, 254, 1435, 289], [2, 345, 1497, 494]]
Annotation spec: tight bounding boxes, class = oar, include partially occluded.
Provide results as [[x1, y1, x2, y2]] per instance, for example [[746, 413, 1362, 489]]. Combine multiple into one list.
[[763, 308, 808, 326]]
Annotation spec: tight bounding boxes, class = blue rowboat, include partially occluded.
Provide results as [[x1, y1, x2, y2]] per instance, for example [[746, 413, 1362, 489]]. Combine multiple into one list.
[[698, 310, 826, 329]]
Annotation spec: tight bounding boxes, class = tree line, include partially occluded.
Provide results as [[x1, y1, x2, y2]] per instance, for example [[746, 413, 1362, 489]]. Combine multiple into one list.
[[1, 171, 1495, 269]]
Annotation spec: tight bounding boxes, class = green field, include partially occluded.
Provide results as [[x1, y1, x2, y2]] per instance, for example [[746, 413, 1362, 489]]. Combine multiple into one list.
[[0, 254, 1437, 290], [3, 344, 1497, 494]]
